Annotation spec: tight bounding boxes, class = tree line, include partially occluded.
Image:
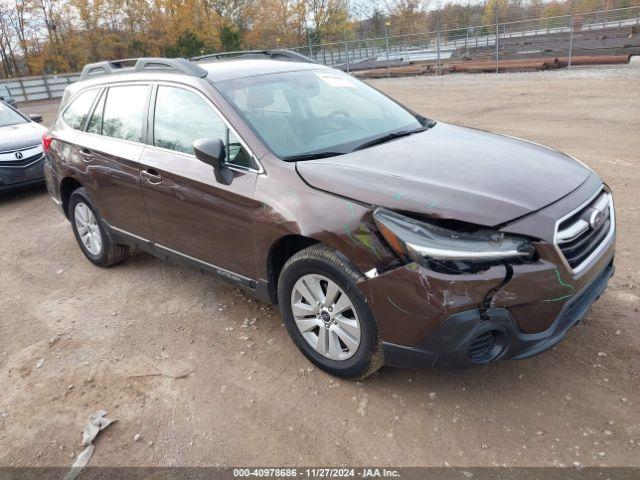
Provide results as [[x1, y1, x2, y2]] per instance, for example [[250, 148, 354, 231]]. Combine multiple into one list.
[[0, 0, 638, 78]]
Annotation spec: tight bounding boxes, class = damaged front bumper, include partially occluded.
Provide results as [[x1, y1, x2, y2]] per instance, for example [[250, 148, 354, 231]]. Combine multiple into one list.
[[381, 260, 613, 369], [358, 234, 615, 369]]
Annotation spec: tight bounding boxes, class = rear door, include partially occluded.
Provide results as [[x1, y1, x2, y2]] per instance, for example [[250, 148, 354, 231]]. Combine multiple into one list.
[[139, 83, 261, 279], [76, 83, 153, 240]]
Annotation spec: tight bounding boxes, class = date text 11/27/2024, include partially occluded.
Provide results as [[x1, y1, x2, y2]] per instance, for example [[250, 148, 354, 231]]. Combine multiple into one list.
[[232, 468, 401, 478]]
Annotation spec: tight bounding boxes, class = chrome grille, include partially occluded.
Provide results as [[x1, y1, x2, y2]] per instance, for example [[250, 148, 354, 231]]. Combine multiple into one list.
[[0, 144, 44, 168], [0, 152, 44, 167], [555, 190, 613, 272]]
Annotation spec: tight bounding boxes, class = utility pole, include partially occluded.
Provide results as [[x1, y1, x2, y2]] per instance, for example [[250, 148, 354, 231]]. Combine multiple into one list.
[[495, 4, 499, 73], [435, 9, 441, 75], [344, 33, 350, 73], [384, 21, 391, 78]]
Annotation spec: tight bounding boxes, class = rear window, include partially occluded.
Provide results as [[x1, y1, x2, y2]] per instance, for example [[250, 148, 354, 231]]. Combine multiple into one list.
[[101, 85, 148, 142], [62, 89, 99, 129]]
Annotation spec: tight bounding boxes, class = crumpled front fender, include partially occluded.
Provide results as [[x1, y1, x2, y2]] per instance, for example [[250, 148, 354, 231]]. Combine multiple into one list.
[[357, 263, 507, 346]]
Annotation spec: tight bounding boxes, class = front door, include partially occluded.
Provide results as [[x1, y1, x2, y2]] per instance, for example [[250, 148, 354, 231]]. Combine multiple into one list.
[[139, 84, 261, 279]]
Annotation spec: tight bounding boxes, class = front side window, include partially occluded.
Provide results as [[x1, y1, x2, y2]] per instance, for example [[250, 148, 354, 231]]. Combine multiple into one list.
[[216, 69, 422, 159], [152, 86, 252, 168], [102, 85, 148, 142], [62, 89, 99, 130]]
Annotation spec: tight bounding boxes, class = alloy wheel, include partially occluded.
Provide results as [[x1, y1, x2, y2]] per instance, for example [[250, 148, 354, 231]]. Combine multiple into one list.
[[290, 274, 361, 361], [74, 202, 102, 256]]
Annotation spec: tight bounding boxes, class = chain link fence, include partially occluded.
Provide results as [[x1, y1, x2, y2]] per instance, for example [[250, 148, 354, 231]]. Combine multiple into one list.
[[1, 6, 639, 102], [287, 6, 640, 76]]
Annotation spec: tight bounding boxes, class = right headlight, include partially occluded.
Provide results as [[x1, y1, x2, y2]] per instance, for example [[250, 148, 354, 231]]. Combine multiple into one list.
[[373, 208, 535, 268]]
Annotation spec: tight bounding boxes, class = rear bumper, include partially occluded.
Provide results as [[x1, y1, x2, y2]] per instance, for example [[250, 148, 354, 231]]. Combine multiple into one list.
[[0, 158, 45, 192], [383, 259, 614, 369], [43, 161, 64, 208]]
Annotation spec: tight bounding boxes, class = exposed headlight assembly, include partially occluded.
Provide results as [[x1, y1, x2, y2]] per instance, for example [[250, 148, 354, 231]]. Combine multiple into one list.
[[373, 208, 535, 271]]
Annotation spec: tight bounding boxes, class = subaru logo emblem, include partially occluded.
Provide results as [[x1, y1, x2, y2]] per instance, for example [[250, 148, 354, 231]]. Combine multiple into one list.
[[15, 151, 23, 159], [589, 209, 605, 230]]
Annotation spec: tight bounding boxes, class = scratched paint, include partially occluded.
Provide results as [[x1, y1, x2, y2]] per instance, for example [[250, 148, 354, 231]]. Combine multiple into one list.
[[386, 295, 431, 319]]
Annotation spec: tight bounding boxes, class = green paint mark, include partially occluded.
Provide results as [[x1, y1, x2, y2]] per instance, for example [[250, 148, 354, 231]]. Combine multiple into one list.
[[387, 296, 431, 319], [344, 223, 382, 260], [427, 200, 437, 209], [393, 192, 405, 200], [542, 269, 575, 303], [344, 223, 358, 243], [555, 269, 574, 291], [346, 202, 357, 219]]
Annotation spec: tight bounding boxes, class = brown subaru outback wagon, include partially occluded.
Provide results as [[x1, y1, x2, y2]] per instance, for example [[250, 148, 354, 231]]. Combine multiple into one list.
[[44, 52, 615, 378]]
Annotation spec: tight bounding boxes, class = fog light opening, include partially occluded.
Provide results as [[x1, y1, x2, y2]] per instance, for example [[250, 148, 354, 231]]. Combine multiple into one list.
[[468, 329, 506, 364]]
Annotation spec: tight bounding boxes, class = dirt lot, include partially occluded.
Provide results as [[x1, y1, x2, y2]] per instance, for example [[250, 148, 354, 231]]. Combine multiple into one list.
[[1, 64, 639, 468]]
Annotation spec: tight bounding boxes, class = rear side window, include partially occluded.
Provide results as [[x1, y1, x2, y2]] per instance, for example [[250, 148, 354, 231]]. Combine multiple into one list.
[[86, 90, 106, 135], [62, 89, 99, 129], [102, 85, 148, 142]]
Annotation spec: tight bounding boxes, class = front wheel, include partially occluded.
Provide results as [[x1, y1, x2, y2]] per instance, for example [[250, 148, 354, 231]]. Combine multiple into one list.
[[278, 244, 384, 378]]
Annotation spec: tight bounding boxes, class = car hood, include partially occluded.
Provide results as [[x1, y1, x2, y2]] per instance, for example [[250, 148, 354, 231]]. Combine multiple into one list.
[[1, 122, 47, 151], [295, 122, 591, 227]]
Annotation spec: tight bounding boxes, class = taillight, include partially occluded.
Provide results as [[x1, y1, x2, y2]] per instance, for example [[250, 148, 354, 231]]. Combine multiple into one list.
[[42, 133, 53, 153]]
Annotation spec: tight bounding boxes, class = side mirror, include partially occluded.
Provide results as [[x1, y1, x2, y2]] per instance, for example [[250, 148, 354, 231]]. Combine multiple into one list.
[[193, 138, 233, 185], [29, 114, 43, 123]]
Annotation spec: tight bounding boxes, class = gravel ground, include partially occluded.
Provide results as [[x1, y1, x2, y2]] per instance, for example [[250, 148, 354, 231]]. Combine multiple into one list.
[[1, 63, 639, 468]]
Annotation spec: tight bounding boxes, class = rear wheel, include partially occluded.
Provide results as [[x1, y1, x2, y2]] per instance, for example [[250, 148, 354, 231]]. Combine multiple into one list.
[[69, 187, 127, 267], [278, 244, 383, 378]]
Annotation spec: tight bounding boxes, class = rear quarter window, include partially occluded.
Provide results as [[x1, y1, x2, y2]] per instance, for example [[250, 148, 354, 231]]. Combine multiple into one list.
[[62, 89, 99, 129]]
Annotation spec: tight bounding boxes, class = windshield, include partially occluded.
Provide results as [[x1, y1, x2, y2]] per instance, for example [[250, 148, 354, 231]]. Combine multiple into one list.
[[0, 102, 26, 127], [216, 69, 423, 159], [0, 85, 10, 97]]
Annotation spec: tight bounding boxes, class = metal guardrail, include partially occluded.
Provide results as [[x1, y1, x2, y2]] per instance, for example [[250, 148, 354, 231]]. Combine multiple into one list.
[[1, 73, 80, 103]]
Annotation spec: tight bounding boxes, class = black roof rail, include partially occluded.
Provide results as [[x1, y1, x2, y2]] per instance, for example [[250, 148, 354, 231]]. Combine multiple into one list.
[[191, 49, 314, 64], [80, 57, 208, 81]]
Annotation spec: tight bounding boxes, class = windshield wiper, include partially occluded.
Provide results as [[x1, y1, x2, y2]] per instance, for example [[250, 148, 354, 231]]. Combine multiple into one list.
[[283, 151, 345, 162], [352, 126, 428, 152]]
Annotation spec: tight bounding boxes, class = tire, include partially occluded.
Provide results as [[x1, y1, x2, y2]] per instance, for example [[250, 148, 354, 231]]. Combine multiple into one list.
[[278, 244, 384, 379], [69, 187, 128, 267]]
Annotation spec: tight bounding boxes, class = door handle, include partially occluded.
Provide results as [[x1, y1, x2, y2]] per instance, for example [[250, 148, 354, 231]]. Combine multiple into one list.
[[141, 168, 162, 184], [78, 149, 93, 162]]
